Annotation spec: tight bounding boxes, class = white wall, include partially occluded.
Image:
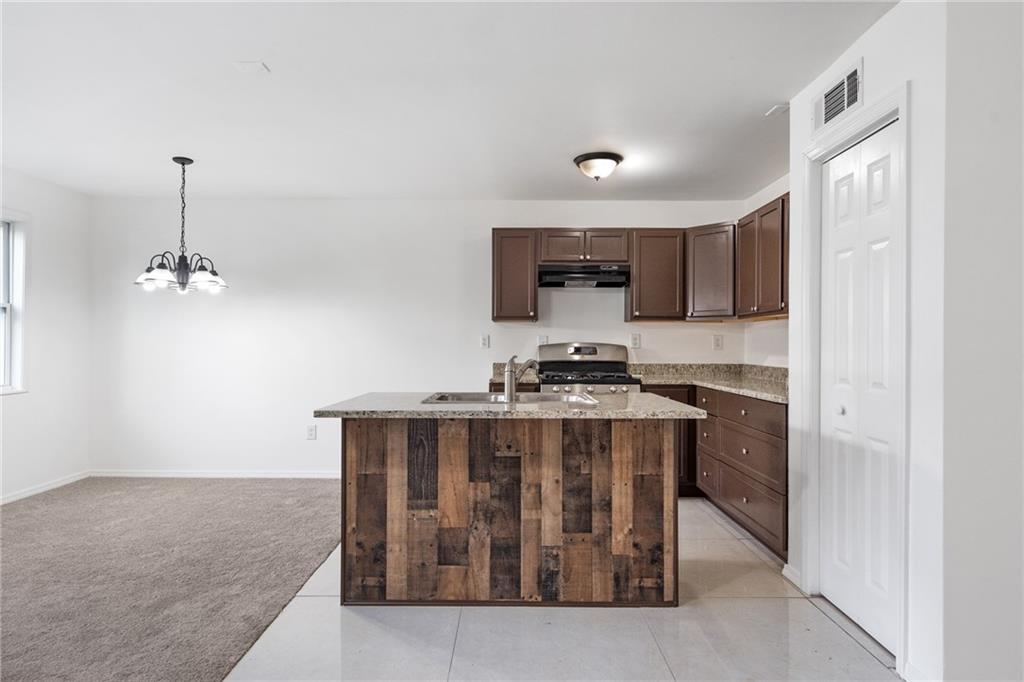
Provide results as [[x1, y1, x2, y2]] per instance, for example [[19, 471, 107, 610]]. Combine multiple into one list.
[[1, 169, 93, 501], [88, 198, 766, 476], [942, 3, 1023, 679], [787, 2, 947, 679]]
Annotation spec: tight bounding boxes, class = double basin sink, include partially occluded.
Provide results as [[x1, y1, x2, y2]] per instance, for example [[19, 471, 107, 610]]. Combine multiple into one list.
[[422, 392, 599, 405]]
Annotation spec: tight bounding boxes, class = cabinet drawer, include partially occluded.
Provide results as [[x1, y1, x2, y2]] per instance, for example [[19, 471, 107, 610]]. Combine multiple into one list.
[[718, 421, 786, 494], [696, 415, 719, 453], [717, 392, 786, 438], [696, 448, 720, 497], [695, 388, 719, 415], [719, 465, 786, 555]]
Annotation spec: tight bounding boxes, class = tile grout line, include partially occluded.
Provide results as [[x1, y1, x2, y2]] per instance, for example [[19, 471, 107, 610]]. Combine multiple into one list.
[[808, 598, 898, 672], [445, 607, 463, 681], [640, 610, 677, 681]]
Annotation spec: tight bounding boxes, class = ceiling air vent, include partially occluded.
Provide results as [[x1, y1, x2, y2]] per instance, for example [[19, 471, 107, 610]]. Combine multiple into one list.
[[815, 61, 863, 130]]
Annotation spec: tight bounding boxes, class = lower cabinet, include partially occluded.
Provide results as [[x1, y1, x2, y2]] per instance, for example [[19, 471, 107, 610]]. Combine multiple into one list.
[[640, 385, 699, 497], [694, 387, 788, 559]]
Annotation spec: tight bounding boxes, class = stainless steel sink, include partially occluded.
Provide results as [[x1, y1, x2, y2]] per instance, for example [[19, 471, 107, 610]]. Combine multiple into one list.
[[422, 392, 599, 405]]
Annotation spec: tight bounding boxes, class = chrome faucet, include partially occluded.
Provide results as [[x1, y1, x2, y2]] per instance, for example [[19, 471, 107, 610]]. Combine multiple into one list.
[[504, 355, 539, 403]]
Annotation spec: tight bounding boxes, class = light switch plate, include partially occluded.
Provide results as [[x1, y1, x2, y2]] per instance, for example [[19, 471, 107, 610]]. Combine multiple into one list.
[[712, 334, 724, 351], [537, 334, 549, 345], [629, 332, 641, 349], [479, 334, 490, 349], [306, 425, 317, 440]]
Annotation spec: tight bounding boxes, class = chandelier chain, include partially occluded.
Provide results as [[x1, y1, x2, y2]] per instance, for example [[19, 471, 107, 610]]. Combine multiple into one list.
[[179, 162, 187, 255]]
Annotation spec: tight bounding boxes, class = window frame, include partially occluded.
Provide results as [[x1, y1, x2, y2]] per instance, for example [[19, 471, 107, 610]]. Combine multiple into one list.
[[0, 209, 28, 396]]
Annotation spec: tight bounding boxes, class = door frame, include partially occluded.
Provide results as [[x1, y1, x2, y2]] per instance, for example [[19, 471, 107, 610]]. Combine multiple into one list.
[[787, 83, 910, 674]]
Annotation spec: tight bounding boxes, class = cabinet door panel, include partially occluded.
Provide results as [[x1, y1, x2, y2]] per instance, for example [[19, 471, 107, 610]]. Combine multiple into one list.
[[686, 222, 735, 318], [539, 230, 586, 262], [492, 230, 537, 321], [756, 198, 785, 313], [630, 230, 685, 319], [586, 230, 629, 262], [736, 213, 758, 316]]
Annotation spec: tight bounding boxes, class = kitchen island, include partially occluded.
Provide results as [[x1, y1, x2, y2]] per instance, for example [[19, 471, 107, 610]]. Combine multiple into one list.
[[314, 392, 705, 606]]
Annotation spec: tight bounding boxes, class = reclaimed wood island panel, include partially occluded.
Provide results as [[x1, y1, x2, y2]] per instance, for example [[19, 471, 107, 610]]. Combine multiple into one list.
[[315, 392, 705, 606]]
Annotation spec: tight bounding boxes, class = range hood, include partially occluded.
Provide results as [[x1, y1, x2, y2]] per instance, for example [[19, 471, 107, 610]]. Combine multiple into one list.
[[538, 263, 630, 288]]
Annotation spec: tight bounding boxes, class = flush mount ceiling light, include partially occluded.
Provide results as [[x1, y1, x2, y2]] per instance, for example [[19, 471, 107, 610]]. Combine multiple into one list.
[[573, 151, 624, 181], [134, 157, 227, 295]]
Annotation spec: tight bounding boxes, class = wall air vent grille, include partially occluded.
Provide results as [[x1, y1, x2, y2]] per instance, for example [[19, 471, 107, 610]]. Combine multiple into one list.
[[815, 61, 863, 130]]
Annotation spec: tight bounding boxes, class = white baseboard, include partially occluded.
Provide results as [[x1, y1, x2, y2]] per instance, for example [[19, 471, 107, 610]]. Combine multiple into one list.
[[782, 563, 807, 593], [89, 469, 341, 479], [1, 470, 90, 505]]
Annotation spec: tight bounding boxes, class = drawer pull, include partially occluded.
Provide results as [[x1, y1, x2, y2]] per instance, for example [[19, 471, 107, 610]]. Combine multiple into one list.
[[740, 409, 748, 416], [742, 496, 749, 504], [702, 471, 709, 477], [741, 447, 749, 455], [701, 397, 707, 404], [703, 432, 709, 438]]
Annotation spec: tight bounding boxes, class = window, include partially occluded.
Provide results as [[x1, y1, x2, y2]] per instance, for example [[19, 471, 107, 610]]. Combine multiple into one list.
[[0, 219, 24, 393]]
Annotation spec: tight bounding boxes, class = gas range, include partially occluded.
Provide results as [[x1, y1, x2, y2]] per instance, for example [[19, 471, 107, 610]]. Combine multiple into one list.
[[536, 342, 640, 395]]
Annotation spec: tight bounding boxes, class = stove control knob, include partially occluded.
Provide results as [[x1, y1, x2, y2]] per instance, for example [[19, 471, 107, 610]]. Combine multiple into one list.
[[608, 386, 618, 393], [552, 386, 561, 393], [585, 386, 595, 393], [620, 386, 630, 393]]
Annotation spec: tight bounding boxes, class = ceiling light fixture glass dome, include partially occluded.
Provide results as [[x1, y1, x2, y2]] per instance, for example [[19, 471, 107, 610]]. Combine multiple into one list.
[[573, 151, 624, 181], [134, 157, 228, 295]]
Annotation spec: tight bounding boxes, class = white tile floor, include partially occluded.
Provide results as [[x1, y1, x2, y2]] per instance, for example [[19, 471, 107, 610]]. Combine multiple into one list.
[[227, 499, 898, 681]]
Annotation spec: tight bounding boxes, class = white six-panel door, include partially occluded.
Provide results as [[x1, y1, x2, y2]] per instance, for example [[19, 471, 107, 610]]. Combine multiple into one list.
[[819, 121, 902, 651]]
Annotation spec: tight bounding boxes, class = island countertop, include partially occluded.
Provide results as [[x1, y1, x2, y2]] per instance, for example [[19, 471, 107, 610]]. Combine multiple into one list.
[[314, 391, 706, 420]]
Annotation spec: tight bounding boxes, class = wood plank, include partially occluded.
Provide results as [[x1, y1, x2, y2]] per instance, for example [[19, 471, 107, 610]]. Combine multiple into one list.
[[590, 419, 613, 602], [467, 482, 491, 601], [357, 418, 387, 474], [490, 537, 520, 599], [561, 533, 593, 602], [438, 419, 469, 528], [407, 509, 439, 600], [438, 527, 469, 566], [636, 420, 663, 475], [612, 554, 634, 603], [562, 420, 592, 533], [611, 421, 634, 556], [662, 420, 676, 602], [632, 473, 664, 603], [344, 420, 358, 601], [489, 456, 521, 540], [540, 420, 563, 547], [353, 473, 387, 600], [521, 420, 542, 601], [407, 419, 438, 510], [540, 546, 562, 602], [385, 419, 409, 600], [438, 566, 470, 601], [493, 420, 524, 457], [468, 420, 493, 483]]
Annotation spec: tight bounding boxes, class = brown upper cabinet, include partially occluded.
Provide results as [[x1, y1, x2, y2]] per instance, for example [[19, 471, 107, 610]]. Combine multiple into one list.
[[539, 229, 629, 263], [686, 222, 735, 319], [627, 229, 686, 320], [492, 229, 537, 321], [736, 194, 787, 317]]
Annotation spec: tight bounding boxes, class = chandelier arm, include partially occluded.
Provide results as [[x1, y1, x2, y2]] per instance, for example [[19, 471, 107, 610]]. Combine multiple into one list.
[[189, 252, 204, 271]]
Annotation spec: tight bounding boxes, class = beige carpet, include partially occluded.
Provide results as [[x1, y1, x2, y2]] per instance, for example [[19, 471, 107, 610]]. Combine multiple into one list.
[[0, 477, 340, 681]]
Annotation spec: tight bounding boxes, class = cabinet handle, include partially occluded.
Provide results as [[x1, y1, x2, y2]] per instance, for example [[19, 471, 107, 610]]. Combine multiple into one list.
[[578, 254, 585, 261], [585, 254, 591, 260], [634, 310, 640, 316], [701, 397, 707, 404], [529, 310, 534, 316], [740, 409, 747, 416], [703, 471, 709, 477], [742, 496, 749, 504], [741, 447, 748, 455], [781, 301, 786, 309], [753, 306, 759, 312], [702, 432, 708, 438]]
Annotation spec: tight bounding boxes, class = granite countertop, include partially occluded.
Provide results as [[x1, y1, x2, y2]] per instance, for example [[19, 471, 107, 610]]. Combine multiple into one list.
[[314, 392, 707, 420], [490, 362, 788, 405]]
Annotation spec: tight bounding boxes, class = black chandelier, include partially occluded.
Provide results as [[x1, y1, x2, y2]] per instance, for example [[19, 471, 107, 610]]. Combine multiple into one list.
[[134, 157, 227, 294]]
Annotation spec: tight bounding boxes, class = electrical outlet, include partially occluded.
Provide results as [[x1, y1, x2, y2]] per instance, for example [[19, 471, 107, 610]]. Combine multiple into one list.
[[479, 334, 490, 349], [537, 334, 549, 345], [712, 334, 724, 351], [306, 425, 317, 440], [629, 332, 641, 349]]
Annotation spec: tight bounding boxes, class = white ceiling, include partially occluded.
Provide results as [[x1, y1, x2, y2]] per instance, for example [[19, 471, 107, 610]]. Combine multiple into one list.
[[2, 2, 893, 200]]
